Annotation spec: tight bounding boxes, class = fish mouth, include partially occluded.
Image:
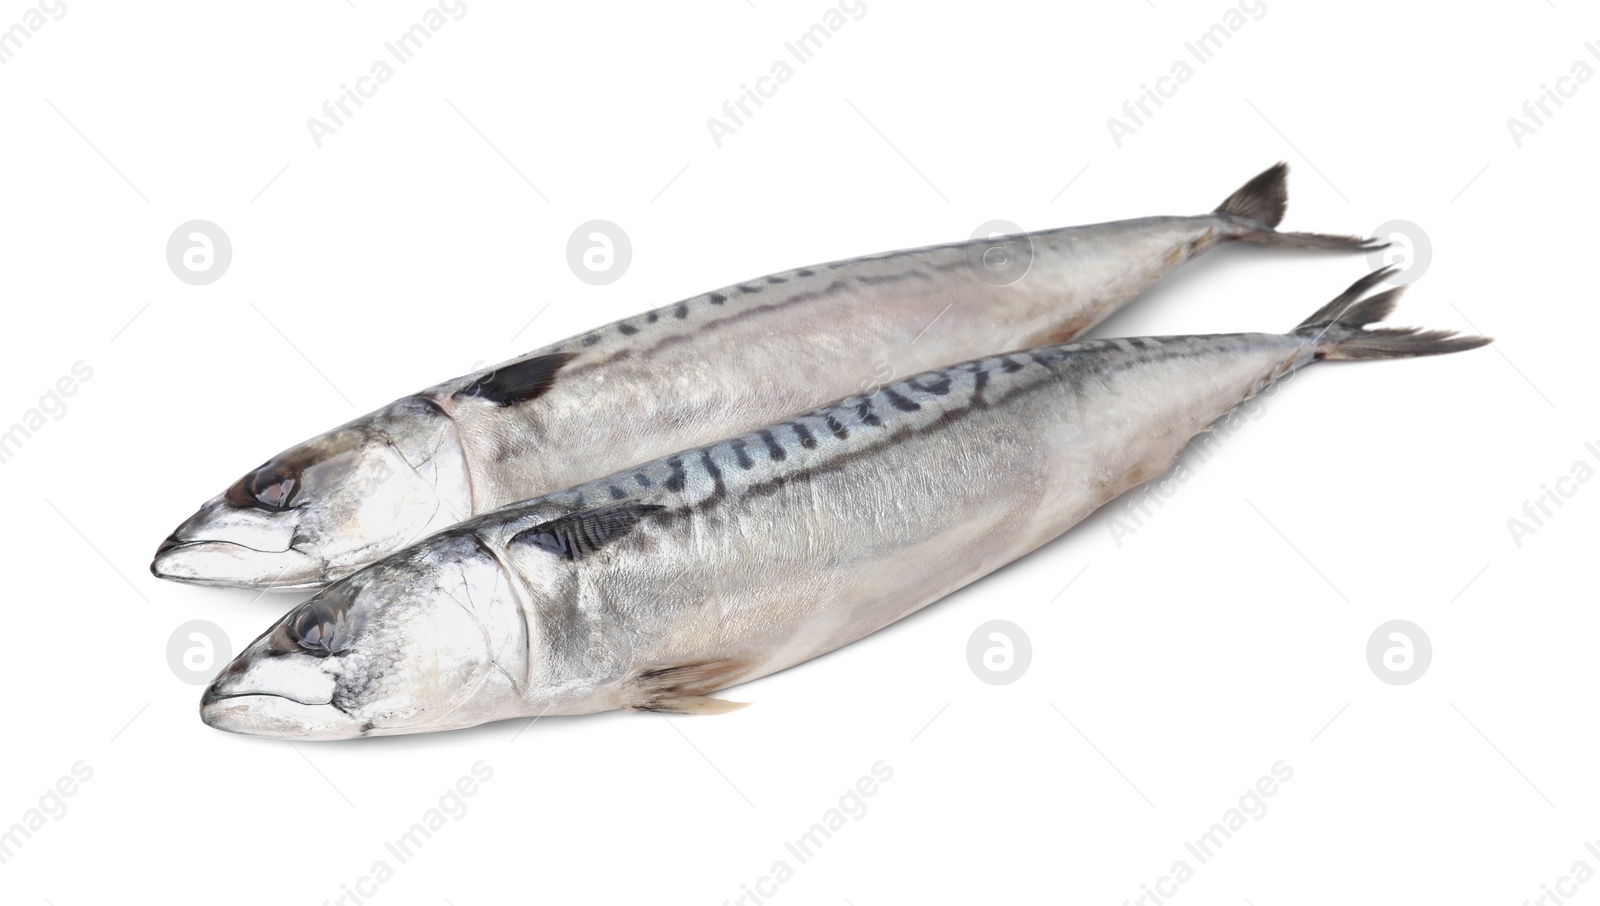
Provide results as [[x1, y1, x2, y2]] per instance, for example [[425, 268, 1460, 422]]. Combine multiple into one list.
[[151, 536, 325, 590], [200, 691, 366, 740], [154, 533, 184, 558]]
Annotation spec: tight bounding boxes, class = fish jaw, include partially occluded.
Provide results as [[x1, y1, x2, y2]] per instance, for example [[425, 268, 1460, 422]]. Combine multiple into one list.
[[153, 397, 475, 591], [201, 692, 366, 739], [199, 537, 532, 740], [152, 544, 326, 591], [151, 494, 326, 589]]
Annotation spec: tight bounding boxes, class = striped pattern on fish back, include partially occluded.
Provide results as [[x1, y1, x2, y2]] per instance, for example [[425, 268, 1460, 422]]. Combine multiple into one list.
[[546, 255, 969, 360], [532, 331, 1278, 519], [519, 217, 1194, 364]]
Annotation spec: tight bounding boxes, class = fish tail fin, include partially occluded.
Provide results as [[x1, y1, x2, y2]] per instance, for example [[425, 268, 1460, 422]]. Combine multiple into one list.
[[1214, 162, 1384, 251], [1293, 267, 1493, 361], [1215, 161, 1290, 227]]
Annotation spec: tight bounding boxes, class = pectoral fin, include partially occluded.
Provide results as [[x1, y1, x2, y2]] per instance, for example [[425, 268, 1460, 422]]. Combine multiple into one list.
[[455, 351, 579, 406], [509, 501, 665, 561]]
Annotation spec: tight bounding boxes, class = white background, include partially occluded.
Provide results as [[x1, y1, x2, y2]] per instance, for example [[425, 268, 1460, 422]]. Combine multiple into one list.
[[1, 2, 1593, 904]]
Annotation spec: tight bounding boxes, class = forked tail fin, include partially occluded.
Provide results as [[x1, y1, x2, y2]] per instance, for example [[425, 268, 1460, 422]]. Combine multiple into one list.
[[1293, 267, 1493, 360], [1214, 162, 1385, 251]]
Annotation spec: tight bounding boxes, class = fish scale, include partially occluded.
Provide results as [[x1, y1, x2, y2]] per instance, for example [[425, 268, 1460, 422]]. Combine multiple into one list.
[[551, 336, 1252, 521], [555, 361, 981, 513], [559, 235, 1153, 361]]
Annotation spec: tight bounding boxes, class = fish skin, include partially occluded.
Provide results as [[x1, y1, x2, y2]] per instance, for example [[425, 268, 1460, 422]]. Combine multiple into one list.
[[154, 163, 1379, 591], [199, 268, 1487, 740]]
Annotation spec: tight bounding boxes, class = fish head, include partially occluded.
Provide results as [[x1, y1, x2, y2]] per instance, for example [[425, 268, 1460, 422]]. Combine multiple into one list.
[[201, 532, 528, 740], [152, 397, 473, 590]]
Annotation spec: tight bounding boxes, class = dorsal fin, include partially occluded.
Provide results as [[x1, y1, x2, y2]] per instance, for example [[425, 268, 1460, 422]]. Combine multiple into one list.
[[508, 501, 664, 560], [456, 351, 578, 406]]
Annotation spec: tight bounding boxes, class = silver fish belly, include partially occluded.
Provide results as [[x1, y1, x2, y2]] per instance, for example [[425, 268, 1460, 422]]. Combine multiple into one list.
[[152, 164, 1378, 590], [199, 268, 1486, 739]]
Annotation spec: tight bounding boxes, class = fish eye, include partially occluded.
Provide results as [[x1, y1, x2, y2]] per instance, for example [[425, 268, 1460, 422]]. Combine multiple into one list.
[[255, 476, 296, 508], [289, 599, 349, 656], [224, 461, 302, 511]]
